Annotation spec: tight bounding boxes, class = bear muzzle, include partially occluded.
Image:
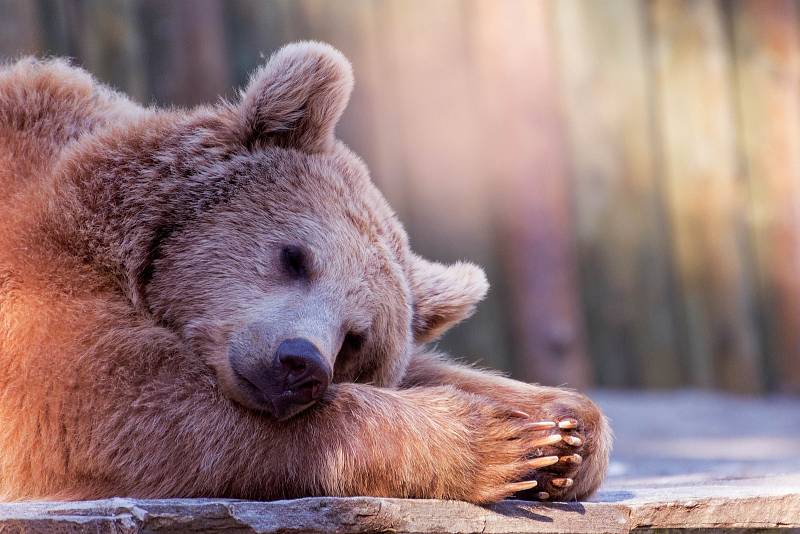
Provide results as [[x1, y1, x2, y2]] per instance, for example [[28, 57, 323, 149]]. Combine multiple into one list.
[[230, 337, 332, 420]]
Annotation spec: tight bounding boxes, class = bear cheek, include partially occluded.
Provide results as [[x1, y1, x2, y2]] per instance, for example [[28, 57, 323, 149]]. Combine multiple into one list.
[[180, 320, 243, 379]]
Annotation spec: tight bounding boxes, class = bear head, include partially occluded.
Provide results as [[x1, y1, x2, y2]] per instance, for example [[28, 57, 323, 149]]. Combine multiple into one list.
[[116, 43, 489, 420]]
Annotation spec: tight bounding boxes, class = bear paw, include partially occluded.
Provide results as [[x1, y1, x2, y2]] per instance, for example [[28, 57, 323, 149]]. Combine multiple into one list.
[[508, 393, 611, 502], [458, 403, 590, 503], [511, 415, 591, 501]]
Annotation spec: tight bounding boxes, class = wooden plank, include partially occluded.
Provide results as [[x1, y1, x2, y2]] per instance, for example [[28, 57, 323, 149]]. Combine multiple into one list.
[[0, 475, 795, 532], [171, 0, 231, 106], [136, 0, 182, 105], [0, 0, 42, 59], [34, 0, 77, 58], [731, 0, 800, 393], [649, 0, 762, 392], [70, 0, 147, 101], [1, 392, 799, 531], [223, 0, 297, 89], [553, 0, 683, 388], [468, 0, 589, 387], [286, 0, 383, 181], [362, 0, 514, 373], [137, 0, 230, 106]]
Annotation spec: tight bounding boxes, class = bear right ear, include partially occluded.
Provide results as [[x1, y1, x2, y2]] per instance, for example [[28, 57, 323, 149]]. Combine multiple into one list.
[[409, 254, 490, 344], [230, 41, 354, 153]]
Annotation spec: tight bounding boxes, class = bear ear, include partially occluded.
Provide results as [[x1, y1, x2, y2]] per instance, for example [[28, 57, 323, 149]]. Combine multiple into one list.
[[233, 41, 354, 153], [409, 254, 490, 344]]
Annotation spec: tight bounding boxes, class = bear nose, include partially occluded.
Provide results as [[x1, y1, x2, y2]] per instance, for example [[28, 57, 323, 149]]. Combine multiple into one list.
[[274, 338, 331, 407]]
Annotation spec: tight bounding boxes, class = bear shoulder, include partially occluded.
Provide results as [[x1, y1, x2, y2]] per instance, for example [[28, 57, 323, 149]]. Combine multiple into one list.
[[0, 57, 143, 156], [0, 57, 144, 205]]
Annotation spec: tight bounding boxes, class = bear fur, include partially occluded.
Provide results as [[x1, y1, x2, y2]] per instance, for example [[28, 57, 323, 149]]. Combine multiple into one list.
[[0, 42, 611, 503]]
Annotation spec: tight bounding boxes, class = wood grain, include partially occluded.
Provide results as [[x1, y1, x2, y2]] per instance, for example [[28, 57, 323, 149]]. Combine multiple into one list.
[[2, 1, 800, 391], [649, 0, 762, 392], [0, 0, 41, 58], [554, 0, 682, 388], [469, 0, 589, 387], [731, 0, 800, 393]]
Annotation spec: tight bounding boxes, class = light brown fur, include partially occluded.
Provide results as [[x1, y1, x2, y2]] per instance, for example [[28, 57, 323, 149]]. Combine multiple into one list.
[[0, 43, 610, 503]]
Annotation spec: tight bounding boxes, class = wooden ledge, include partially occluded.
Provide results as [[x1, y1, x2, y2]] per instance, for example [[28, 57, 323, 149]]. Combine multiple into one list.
[[0, 474, 798, 534], [1, 391, 798, 532]]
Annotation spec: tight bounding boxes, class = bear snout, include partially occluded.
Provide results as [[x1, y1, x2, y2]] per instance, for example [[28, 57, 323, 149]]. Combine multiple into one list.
[[274, 338, 332, 404], [230, 336, 332, 420]]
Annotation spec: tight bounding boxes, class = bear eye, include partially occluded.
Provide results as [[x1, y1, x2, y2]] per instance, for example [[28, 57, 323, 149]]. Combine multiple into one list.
[[343, 331, 365, 352], [280, 245, 309, 280], [334, 331, 366, 378]]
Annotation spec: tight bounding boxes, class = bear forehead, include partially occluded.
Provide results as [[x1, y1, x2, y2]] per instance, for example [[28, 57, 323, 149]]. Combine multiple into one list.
[[215, 145, 410, 261]]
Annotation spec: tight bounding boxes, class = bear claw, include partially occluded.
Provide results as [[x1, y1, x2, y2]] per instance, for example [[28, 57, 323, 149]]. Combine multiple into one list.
[[558, 418, 578, 429], [524, 421, 557, 430], [531, 434, 563, 447], [527, 455, 559, 469], [506, 480, 538, 492], [551, 478, 573, 488]]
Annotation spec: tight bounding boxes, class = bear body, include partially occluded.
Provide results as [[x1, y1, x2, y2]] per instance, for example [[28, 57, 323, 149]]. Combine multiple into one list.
[[0, 43, 610, 503]]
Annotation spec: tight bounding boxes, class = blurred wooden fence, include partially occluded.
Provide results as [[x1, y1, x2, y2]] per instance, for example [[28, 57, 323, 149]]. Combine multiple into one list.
[[2, 0, 800, 393]]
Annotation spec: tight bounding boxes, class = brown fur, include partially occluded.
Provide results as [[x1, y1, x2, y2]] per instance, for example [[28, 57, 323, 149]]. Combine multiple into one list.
[[0, 43, 610, 503]]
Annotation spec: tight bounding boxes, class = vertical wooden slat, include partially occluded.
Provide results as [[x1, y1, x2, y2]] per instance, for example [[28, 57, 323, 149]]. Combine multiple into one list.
[[288, 0, 417, 241], [650, 0, 762, 392], [370, 0, 514, 372], [554, 0, 683, 388], [288, 0, 380, 174], [72, 0, 147, 100], [138, 0, 229, 106], [0, 0, 42, 59], [348, 1, 413, 220], [137, 0, 180, 105], [173, 0, 230, 106], [469, 0, 589, 387], [35, 0, 78, 58], [731, 0, 800, 393], [223, 0, 296, 90]]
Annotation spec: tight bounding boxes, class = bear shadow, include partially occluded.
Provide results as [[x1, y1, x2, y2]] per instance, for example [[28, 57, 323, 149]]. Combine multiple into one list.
[[487, 499, 589, 522]]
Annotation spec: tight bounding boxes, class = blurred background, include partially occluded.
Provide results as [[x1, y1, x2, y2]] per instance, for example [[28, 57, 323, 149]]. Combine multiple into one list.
[[2, 0, 800, 395]]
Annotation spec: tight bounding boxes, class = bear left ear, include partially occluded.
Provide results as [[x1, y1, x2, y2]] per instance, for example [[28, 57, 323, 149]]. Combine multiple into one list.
[[233, 41, 354, 153], [409, 255, 490, 344]]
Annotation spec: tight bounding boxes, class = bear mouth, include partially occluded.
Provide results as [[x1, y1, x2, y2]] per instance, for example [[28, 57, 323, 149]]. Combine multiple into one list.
[[231, 368, 271, 408], [231, 368, 317, 420]]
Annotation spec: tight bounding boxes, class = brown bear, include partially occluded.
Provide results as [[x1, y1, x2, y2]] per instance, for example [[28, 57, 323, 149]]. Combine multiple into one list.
[[0, 42, 611, 503]]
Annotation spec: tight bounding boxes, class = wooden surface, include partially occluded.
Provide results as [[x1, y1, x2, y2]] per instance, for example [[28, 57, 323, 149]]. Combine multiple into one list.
[[471, 0, 589, 387], [0, 391, 797, 533], [651, 0, 762, 393], [554, 0, 683, 390], [732, 0, 800, 392]]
